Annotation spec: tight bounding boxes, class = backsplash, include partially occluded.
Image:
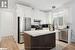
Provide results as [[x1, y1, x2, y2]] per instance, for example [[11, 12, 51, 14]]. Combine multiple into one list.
[[31, 24, 49, 30]]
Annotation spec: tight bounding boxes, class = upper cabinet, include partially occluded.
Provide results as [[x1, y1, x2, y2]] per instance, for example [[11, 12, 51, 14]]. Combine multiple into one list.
[[16, 4, 32, 18], [24, 6, 32, 17], [16, 4, 25, 17], [16, 4, 48, 25], [32, 9, 47, 24]]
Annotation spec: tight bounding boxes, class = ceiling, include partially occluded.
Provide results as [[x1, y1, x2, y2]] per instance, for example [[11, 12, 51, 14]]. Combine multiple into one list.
[[17, 0, 71, 11]]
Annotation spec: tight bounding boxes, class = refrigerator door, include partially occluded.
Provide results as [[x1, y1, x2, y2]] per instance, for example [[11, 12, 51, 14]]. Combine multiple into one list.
[[20, 17, 26, 32], [25, 18, 31, 31]]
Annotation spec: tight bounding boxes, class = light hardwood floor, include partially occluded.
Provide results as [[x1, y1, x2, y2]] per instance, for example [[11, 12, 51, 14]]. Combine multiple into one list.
[[51, 41, 75, 50], [63, 42, 75, 50]]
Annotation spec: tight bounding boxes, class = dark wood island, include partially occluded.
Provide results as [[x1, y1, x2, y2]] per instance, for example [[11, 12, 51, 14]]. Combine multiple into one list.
[[24, 30, 56, 50]]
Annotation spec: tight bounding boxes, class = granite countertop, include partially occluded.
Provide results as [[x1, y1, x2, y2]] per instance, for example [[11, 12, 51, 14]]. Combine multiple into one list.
[[24, 30, 56, 37]]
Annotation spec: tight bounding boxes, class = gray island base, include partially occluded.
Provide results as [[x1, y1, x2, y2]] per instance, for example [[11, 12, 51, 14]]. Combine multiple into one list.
[[23, 30, 56, 50]]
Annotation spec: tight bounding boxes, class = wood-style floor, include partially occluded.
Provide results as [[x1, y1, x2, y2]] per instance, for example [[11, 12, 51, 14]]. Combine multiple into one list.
[[63, 42, 75, 50]]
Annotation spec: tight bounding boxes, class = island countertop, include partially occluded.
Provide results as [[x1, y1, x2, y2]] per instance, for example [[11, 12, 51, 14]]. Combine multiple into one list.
[[24, 30, 56, 37]]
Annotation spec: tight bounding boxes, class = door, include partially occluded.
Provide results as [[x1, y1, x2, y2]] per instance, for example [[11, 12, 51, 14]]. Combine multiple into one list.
[[25, 18, 31, 31]]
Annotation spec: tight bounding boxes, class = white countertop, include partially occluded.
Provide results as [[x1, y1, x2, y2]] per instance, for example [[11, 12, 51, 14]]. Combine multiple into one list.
[[24, 30, 56, 37]]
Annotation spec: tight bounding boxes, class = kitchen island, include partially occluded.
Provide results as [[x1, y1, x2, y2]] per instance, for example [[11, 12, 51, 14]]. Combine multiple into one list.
[[24, 30, 56, 50]]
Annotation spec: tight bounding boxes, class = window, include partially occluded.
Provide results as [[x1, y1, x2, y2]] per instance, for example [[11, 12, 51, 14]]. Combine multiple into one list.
[[58, 17, 63, 26]]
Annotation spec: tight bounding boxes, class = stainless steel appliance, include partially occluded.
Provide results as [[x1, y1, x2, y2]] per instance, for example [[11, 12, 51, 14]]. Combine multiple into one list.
[[18, 17, 31, 43], [59, 29, 68, 43]]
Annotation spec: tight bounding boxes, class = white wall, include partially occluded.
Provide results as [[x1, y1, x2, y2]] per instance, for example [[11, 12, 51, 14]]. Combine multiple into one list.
[[0, 0, 17, 41]]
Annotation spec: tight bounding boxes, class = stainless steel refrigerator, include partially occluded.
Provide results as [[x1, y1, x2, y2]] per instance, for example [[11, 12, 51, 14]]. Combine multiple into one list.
[[18, 17, 31, 43]]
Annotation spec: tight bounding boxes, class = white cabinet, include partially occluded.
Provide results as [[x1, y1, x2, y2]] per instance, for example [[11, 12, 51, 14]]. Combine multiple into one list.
[[16, 4, 48, 25], [32, 9, 47, 25], [16, 4, 32, 18], [16, 4, 25, 17]]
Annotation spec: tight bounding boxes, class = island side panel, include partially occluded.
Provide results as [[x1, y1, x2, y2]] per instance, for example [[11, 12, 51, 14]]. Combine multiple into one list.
[[24, 33, 31, 50]]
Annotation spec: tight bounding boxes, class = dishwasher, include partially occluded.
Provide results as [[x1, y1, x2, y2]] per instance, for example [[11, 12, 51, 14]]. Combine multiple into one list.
[[59, 29, 68, 43]]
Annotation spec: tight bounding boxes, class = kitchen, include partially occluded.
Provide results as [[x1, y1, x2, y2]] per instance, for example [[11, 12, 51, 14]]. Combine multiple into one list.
[[16, 1, 71, 50], [0, 0, 75, 50]]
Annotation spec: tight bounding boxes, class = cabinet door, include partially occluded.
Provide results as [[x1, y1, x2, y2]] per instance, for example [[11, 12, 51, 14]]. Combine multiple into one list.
[[38, 33, 56, 49], [31, 37, 40, 50], [59, 31, 68, 42], [25, 18, 31, 31]]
